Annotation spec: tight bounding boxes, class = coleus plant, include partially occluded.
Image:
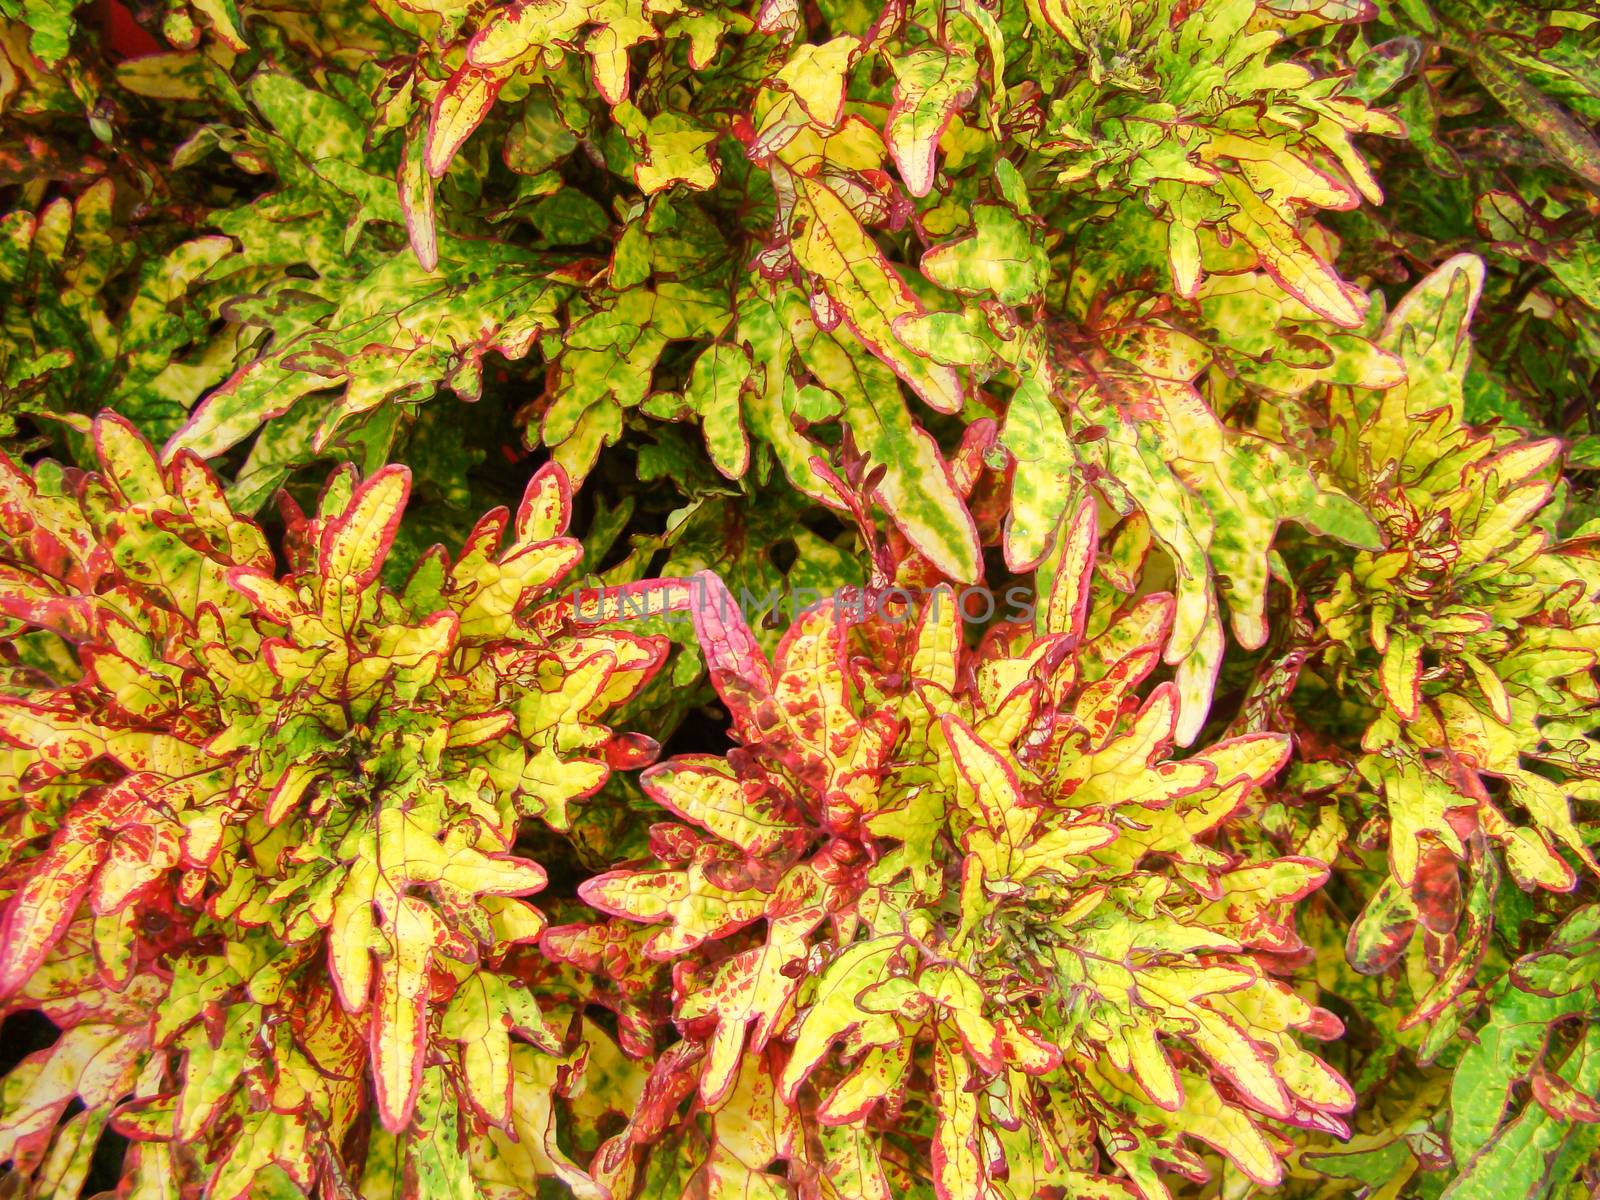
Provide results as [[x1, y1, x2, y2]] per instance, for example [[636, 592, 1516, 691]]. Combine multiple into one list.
[[1242, 255, 1600, 1196], [0, 414, 666, 1196], [567, 510, 1353, 1199], [1307, 256, 1600, 1023]]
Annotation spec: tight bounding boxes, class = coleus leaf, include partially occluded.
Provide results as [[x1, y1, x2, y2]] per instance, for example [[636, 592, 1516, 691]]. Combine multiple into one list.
[[885, 47, 980, 198], [786, 174, 964, 418]]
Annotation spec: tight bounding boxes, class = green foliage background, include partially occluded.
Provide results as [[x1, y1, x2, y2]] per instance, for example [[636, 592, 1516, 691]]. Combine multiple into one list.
[[0, 0, 1599, 1196]]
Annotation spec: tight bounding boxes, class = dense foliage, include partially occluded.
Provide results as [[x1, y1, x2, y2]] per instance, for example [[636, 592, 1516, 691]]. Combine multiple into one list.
[[0, 0, 1597, 1196]]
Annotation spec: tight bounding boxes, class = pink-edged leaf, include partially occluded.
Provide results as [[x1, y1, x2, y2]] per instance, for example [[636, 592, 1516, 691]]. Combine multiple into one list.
[[941, 714, 1033, 874], [0, 772, 158, 996], [371, 897, 446, 1133], [1042, 493, 1097, 642], [1347, 876, 1419, 977], [228, 566, 302, 623], [93, 412, 167, 504], [885, 49, 979, 198], [320, 465, 411, 589], [1203, 733, 1292, 790], [427, 66, 506, 179], [1379, 629, 1423, 720], [514, 462, 573, 545], [0, 832, 106, 997], [997, 1015, 1063, 1075], [689, 570, 776, 737], [400, 116, 438, 272], [642, 756, 803, 856], [1531, 1060, 1600, 1123], [930, 1029, 984, 1200], [791, 175, 964, 415]]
